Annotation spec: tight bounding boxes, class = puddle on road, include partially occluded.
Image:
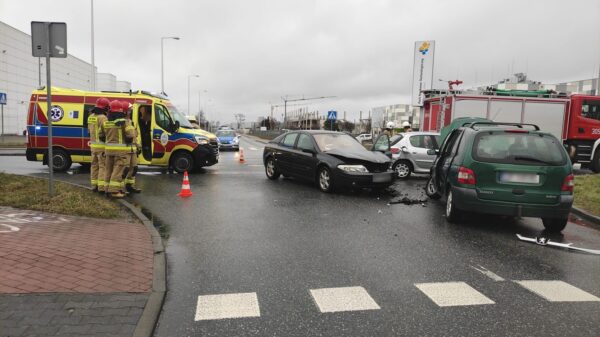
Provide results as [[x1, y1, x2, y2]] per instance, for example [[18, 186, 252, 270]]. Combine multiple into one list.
[[139, 206, 170, 240]]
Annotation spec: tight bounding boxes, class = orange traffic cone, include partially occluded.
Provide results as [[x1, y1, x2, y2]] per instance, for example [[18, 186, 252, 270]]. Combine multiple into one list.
[[178, 171, 193, 197], [239, 148, 246, 163]]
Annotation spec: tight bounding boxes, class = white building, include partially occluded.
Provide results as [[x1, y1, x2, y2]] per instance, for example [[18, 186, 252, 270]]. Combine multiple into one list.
[[116, 80, 131, 92], [0, 21, 129, 134], [371, 104, 421, 131]]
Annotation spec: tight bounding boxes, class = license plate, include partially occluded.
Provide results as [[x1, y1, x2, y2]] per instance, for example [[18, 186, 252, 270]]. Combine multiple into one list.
[[373, 173, 391, 183], [499, 172, 539, 184]]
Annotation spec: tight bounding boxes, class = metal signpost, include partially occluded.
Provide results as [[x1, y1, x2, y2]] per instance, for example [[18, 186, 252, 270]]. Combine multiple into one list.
[[31, 21, 67, 196], [0, 92, 6, 139]]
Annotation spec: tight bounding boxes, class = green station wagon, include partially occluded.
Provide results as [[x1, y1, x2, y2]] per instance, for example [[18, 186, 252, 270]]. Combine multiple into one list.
[[426, 120, 574, 232]]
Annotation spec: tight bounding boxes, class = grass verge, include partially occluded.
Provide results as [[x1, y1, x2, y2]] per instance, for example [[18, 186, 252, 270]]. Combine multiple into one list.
[[574, 174, 600, 216], [0, 172, 120, 218]]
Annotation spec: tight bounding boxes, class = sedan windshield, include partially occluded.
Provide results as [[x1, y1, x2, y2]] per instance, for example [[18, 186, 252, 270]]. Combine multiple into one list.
[[313, 133, 367, 152]]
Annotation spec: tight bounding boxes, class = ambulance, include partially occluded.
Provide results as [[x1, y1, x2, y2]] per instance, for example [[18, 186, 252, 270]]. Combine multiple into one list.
[[26, 87, 219, 173]]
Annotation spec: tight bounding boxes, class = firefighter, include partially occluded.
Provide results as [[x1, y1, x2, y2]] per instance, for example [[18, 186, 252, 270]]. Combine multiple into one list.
[[103, 100, 135, 198], [402, 121, 413, 133], [87, 98, 110, 192], [383, 121, 395, 137], [122, 101, 141, 193]]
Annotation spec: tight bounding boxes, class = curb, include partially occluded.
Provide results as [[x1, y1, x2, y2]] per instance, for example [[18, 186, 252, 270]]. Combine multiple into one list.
[[119, 200, 166, 337], [571, 206, 600, 229]]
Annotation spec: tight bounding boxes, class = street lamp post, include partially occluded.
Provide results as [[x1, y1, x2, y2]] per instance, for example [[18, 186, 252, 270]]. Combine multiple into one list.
[[90, 0, 96, 91], [160, 36, 180, 94], [187, 74, 199, 115]]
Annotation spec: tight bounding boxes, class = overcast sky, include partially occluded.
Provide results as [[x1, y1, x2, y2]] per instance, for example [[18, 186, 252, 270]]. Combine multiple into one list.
[[1, 0, 599, 124]]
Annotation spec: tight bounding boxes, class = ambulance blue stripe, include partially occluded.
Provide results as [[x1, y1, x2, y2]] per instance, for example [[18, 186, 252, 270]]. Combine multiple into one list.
[[29, 126, 86, 138]]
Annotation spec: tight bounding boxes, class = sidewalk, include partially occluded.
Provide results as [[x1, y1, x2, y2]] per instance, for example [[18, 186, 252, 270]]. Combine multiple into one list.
[[0, 206, 154, 337]]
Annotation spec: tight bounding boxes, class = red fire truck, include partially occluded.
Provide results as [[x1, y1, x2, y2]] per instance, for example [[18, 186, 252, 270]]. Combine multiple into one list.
[[420, 89, 600, 172]]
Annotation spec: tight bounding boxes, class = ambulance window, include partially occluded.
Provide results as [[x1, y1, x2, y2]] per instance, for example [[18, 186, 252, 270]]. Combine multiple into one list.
[[83, 104, 94, 128], [582, 101, 600, 121], [155, 105, 172, 131]]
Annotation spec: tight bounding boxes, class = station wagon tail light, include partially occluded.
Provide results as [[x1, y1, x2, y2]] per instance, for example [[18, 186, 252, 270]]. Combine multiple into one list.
[[391, 148, 400, 154], [561, 174, 574, 193], [457, 166, 476, 185]]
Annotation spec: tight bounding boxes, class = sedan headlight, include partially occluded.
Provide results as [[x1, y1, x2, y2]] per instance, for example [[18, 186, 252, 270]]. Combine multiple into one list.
[[338, 164, 369, 173], [233, 137, 239, 144], [194, 135, 209, 145]]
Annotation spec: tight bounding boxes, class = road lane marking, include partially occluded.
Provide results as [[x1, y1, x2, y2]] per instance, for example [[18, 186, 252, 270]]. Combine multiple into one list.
[[515, 280, 600, 302], [309, 286, 381, 313], [249, 147, 259, 151], [415, 282, 495, 307], [470, 265, 505, 282], [195, 292, 261, 321]]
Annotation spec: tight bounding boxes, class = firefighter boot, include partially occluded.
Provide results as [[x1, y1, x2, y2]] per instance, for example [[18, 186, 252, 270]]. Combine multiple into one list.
[[110, 191, 126, 199], [126, 184, 142, 193]]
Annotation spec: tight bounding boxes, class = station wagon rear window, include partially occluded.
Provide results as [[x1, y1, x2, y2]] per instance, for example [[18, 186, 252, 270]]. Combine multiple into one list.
[[472, 132, 567, 166]]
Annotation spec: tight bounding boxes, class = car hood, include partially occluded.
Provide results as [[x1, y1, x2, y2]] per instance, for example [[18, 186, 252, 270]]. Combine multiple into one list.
[[324, 148, 390, 163], [181, 127, 217, 140]]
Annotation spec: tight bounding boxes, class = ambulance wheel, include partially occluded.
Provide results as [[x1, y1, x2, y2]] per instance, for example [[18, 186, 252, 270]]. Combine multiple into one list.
[[171, 151, 194, 174], [50, 149, 72, 172]]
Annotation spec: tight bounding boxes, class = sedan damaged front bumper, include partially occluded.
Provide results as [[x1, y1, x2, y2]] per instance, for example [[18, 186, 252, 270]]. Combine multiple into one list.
[[333, 169, 396, 188]]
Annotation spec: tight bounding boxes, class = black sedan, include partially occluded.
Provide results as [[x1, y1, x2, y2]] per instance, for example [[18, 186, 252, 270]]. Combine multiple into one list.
[[263, 130, 395, 192]]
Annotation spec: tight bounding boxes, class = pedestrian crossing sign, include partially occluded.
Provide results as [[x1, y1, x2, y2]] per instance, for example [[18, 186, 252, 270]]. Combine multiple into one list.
[[0, 92, 6, 105], [327, 111, 337, 120]]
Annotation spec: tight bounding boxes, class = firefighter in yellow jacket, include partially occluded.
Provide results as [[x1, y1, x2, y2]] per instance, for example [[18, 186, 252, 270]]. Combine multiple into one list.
[[122, 101, 142, 193], [103, 100, 136, 198], [87, 98, 110, 192]]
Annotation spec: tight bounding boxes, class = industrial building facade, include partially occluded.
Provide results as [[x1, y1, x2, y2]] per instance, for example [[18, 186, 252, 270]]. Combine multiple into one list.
[[0, 21, 129, 135]]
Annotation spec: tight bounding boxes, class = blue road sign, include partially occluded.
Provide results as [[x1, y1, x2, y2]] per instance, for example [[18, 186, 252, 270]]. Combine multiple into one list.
[[0, 92, 6, 105], [327, 110, 337, 120]]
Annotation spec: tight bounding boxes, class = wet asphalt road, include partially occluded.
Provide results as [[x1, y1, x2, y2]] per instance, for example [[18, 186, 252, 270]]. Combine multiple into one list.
[[2, 136, 600, 337]]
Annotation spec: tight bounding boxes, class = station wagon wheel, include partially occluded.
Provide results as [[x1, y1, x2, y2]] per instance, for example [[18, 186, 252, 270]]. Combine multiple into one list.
[[425, 177, 441, 199], [265, 157, 280, 180], [541, 218, 568, 233], [445, 188, 462, 223], [392, 160, 412, 179], [317, 166, 334, 193]]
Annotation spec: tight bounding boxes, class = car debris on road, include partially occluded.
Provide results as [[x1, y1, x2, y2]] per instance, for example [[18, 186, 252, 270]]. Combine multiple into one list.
[[516, 234, 600, 255]]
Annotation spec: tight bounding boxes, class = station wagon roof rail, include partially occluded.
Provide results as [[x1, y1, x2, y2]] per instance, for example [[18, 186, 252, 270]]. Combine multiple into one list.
[[466, 122, 540, 131]]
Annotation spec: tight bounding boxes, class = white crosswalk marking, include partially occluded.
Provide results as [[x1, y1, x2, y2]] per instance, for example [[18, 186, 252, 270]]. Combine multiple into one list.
[[310, 286, 381, 313], [195, 292, 261, 321], [515, 280, 600, 302], [415, 282, 495, 307]]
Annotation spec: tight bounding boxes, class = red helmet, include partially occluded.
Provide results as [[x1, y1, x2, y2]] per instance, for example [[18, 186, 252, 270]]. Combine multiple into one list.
[[95, 97, 110, 109], [109, 100, 124, 113], [121, 101, 132, 112]]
